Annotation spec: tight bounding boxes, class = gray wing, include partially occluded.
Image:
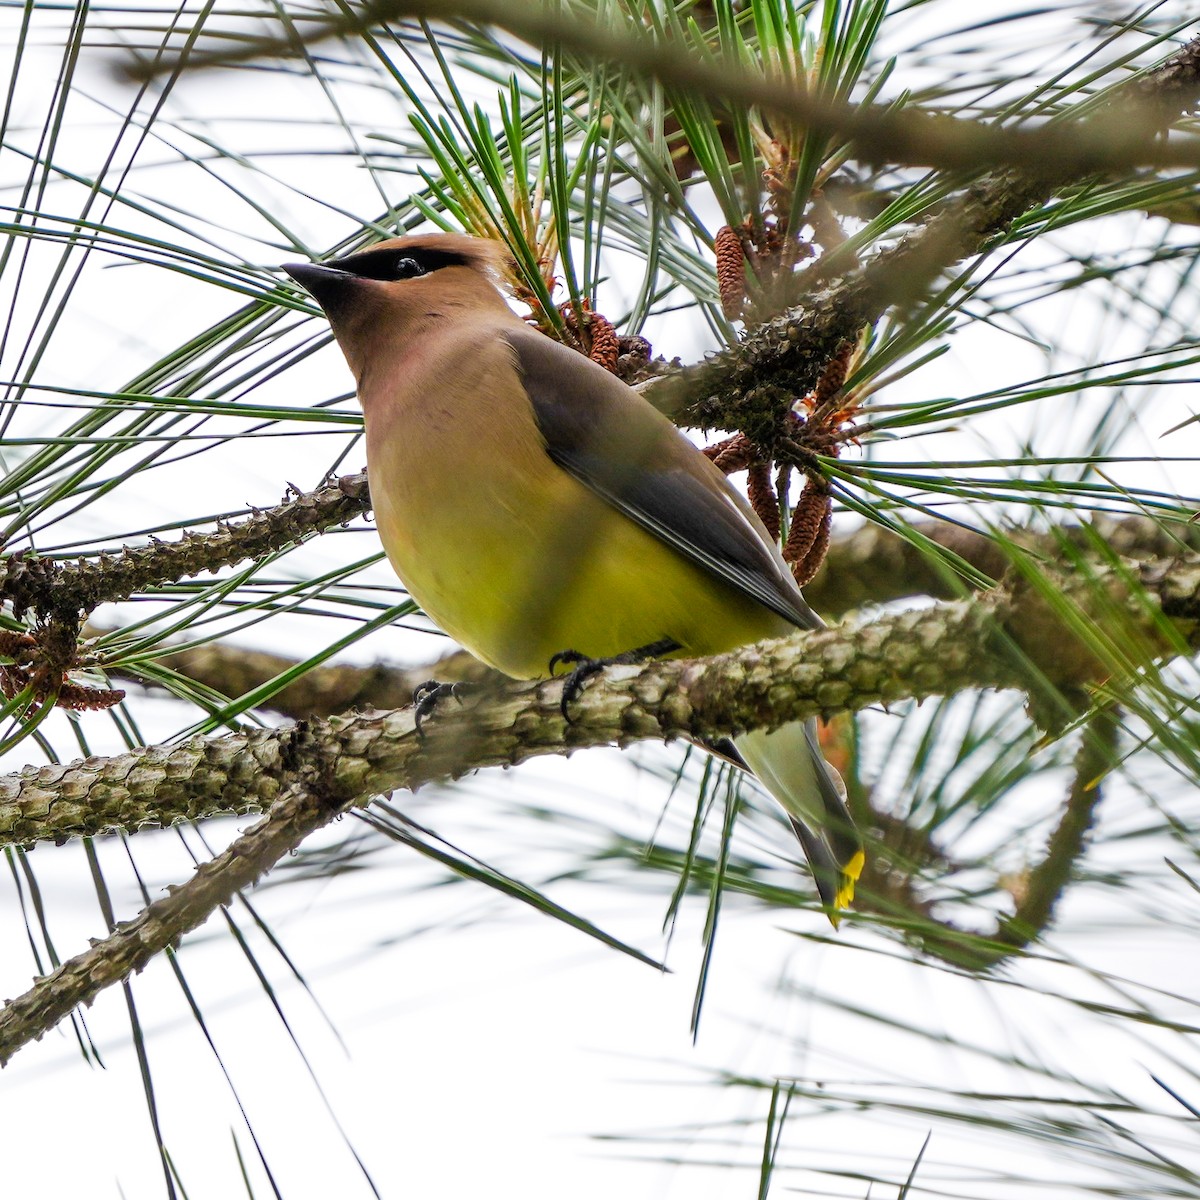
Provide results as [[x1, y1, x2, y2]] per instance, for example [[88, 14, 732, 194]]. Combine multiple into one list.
[[504, 325, 820, 632]]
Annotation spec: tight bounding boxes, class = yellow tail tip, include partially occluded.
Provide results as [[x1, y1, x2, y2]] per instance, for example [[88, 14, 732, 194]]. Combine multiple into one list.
[[832, 849, 866, 914]]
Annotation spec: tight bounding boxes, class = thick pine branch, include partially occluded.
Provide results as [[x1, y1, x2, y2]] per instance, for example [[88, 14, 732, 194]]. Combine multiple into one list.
[[2, 594, 1007, 849], [2, 551, 1199, 1063], [0, 779, 342, 1067], [7, 550, 1200, 850], [103, 511, 1200, 721]]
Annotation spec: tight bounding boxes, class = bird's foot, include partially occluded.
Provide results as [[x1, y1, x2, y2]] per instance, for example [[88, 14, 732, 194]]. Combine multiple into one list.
[[549, 638, 680, 721], [547, 651, 603, 719], [412, 679, 476, 737]]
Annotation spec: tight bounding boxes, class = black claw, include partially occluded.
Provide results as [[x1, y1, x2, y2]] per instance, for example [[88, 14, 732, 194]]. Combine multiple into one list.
[[560, 657, 608, 721], [549, 639, 682, 723], [412, 679, 471, 737], [548, 650, 599, 721], [548, 649, 586, 676]]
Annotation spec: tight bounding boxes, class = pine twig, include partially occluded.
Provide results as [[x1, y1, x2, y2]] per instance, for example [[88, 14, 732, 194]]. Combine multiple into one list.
[[132, 4, 1200, 179], [0, 474, 371, 622], [907, 704, 1121, 971], [653, 31, 1200, 435]]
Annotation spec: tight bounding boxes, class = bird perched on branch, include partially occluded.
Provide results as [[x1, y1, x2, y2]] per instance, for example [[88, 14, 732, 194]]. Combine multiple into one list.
[[284, 232, 863, 921]]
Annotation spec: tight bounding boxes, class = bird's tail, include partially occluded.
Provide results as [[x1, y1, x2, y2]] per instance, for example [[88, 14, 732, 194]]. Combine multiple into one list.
[[735, 718, 864, 923]]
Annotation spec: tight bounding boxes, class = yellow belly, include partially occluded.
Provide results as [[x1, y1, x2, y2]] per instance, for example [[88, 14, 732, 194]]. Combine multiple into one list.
[[362, 326, 793, 678], [370, 431, 788, 678]]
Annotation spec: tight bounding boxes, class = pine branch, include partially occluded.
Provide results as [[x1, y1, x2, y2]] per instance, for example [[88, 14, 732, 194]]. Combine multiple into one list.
[[111, 641, 488, 720], [1, 595, 1007, 849], [803, 512, 1200, 616], [130, 2, 1200, 177], [0, 474, 370, 622], [992, 704, 1119, 950], [101, 511, 1200, 721], [649, 31, 1200, 431], [2, 553, 1197, 1061], [0, 772, 343, 1067], [8, 550, 1200, 849], [891, 704, 1121, 971]]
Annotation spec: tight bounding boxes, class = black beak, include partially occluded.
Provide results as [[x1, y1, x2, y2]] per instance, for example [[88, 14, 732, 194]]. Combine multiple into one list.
[[282, 261, 354, 310]]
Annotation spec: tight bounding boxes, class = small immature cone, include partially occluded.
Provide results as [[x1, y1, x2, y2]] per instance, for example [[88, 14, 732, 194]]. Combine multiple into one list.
[[809, 340, 854, 422], [560, 302, 620, 374], [585, 311, 620, 374], [747, 459, 780, 542], [714, 225, 746, 321], [0, 630, 36, 663], [56, 681, 126, 712], [703, 432, 755, 474], [0, 660, 124, 710], [785, 476, 832, 586]]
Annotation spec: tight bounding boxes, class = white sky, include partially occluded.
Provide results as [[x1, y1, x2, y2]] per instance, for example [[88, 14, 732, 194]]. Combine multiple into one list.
[[1, 4, 1199, 1199]]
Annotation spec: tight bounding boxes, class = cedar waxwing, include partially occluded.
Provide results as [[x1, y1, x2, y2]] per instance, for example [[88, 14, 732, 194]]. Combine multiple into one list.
[[283, 233, 864, 918]]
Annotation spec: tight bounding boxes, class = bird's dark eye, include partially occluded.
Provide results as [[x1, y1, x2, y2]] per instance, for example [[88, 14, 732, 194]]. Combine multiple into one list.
[[394, 256, 426, 279]]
